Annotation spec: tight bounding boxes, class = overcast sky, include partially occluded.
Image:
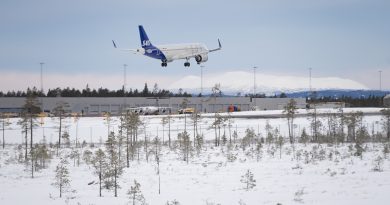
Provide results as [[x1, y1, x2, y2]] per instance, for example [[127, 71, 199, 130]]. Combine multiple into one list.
[[1, 0, 389, 92]]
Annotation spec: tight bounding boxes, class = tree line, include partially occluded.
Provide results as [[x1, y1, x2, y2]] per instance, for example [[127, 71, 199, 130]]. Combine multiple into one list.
[[0, 83, 191, 98], [308, 95, 385, 107]]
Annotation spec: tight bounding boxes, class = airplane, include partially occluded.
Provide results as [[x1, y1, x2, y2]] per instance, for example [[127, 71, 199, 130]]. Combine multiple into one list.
[[126, 106, 172, 115], [112, 25, 222, 67]]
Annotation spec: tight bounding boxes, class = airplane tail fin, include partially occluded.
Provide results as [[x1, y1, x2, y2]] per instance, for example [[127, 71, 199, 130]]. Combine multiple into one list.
[[139, 25, 153, 48]]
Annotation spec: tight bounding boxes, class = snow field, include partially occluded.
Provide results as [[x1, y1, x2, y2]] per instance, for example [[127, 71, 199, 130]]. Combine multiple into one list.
[[1, 143, 390, 204], [0, 108, 390, 204]]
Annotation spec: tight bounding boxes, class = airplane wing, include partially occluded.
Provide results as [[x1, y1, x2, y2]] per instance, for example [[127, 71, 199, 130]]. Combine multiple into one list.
[[208, 39, 222, 52], [120, 49, 142, 53], [170, 53, 207, 61], [112, 40, 144, 54]]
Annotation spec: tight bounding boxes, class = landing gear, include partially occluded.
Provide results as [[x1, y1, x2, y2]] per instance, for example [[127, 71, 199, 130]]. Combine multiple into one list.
[[184, 62, 190, 67], [161, 60, 167, 67]]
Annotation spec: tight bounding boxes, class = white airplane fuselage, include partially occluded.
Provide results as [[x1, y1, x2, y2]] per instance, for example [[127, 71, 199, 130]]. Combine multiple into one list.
[[156, 43, 209, 63]]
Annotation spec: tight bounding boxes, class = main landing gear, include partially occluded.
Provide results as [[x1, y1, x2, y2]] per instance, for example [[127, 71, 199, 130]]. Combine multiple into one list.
[[184, 58, 190, 67], [161, 60, 167, 67]]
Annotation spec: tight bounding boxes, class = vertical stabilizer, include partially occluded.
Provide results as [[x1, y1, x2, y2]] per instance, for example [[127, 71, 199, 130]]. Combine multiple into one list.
[[139, 25, 153, 48]]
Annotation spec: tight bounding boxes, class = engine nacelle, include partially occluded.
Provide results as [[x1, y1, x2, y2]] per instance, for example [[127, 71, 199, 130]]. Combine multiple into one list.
[[136, 48, 145, 54], [195, 54, 208, 64]]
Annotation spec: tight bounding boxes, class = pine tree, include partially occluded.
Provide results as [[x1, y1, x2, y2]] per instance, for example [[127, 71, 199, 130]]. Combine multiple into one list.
[[380, 109, 390, 141], [142, 83, 149, 97], [52, 101, 70, 154], [91, 148, 107, 197], [344, 111, 363, 142], [178, 131, 191, 163], [161, 116, 169, 145], [241, 128, 255, 150], [240, 170, 256, 191], [277, 135, 284, 159], [190, 112, 201, 146], [283, 99, 297, 144], [127, 180, 147, 205], [53, 157, 71, 198], [124, 111, 141, 166], [22, 94, 41, 178], [299, 128, 310, 145], [307, 104, 322, 142], [103, 112, 112, 142], [154, 136, 161, 194], [34, 144, 50, 170], [105, 132, 123, 197], [0, 113, 11, 149], [17, 112, 29, 161]]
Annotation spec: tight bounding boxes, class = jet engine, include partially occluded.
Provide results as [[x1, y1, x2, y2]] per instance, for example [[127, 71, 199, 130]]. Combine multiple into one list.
[[136, 48, 145, 54], [195, 54, 208, 64]]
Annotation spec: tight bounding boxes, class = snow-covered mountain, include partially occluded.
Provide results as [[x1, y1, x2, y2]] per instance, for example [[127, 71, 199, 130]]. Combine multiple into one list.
[[167, 71, 368, 95]]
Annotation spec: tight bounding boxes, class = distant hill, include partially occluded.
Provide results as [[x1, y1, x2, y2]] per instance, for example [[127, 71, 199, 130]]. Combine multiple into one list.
[[286, 90, 390, 99], [168, 71, 370, 96]]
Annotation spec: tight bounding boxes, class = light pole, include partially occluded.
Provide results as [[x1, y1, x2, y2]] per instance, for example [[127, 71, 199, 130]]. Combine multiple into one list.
[[253, 66, 258, 110], [253, 66, 257, 97], [200, 65, 205, 113], [123, 64, 127, 110], [40, 62, 44, 94], [379, 70, 382, 91], [39, 62, 44, 112], [200, 65, 204, 96], [123, 64, 127, 92], [309, 67, 312, 93]]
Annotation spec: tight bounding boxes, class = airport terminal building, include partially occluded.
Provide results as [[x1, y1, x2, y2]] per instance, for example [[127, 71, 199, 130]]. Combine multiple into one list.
[[0, 97, 307, 116], [384, 94, 390, 107]]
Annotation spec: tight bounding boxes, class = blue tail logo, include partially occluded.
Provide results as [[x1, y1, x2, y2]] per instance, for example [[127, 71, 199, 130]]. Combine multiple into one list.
[[139, 25, 153, 48]]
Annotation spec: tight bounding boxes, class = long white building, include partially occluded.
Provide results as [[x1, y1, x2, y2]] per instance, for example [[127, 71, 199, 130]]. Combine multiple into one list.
[[0, 97, 307, 116]]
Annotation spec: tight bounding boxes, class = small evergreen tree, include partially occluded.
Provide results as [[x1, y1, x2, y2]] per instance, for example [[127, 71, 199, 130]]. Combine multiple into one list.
[[241, 128, 256, 150], [53, 157, 71, 198], [277, 135, 284, 159], [299, 128, 310, 145], [240, 170, 256, 191], [127, 180, 147, 205], [178, 131, 191, 163]]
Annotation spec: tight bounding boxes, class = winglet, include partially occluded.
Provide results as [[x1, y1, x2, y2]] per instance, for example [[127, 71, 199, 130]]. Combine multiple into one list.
[[112, 40, 117, 48], [209, 39, 222, 52]]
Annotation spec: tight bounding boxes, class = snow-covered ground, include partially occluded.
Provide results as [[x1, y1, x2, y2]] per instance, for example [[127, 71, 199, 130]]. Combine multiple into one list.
[[0, 108, 389, 205], [1, 108, 384, 145]]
